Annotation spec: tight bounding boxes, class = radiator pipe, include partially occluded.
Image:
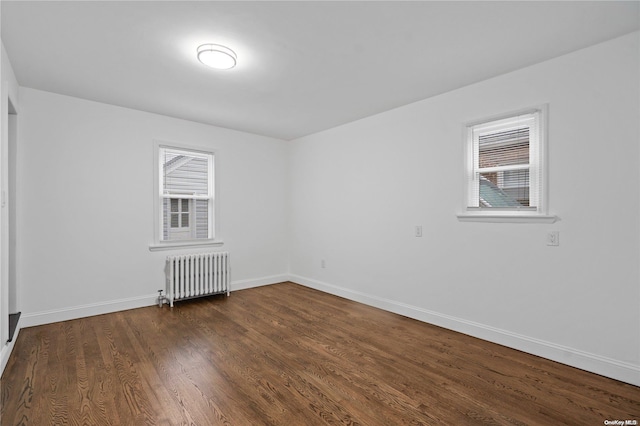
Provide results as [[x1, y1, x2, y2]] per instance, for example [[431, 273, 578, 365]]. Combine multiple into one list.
[[157, 290, 166, 307]]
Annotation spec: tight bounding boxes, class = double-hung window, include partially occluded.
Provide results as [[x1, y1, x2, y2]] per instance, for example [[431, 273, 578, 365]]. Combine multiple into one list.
[[459, 106, 555, 222], [151, 143, 220, 249]]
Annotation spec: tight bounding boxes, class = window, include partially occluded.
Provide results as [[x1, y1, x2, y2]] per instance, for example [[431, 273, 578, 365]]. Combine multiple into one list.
[[459, 106, 555, 223], [169, 198, 190, 230], [151, 143, 221, 249]]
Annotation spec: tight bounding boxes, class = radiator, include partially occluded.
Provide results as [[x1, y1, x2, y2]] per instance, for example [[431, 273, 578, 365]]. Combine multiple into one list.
[[166, 252, 230, 307]]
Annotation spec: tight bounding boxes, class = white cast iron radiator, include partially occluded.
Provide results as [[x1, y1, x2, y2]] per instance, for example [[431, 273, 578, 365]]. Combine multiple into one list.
[[166, 252, 230, 307]]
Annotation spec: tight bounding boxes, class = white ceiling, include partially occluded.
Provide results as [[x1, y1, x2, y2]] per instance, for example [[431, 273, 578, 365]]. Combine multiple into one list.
[[2, 1, 639, 140]]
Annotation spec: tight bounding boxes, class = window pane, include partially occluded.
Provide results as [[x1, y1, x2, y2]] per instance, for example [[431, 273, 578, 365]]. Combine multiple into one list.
[[466, 110, 543, 212], [162, 199, 170, 240], [503, 169, 530, 206], [195, 200, 209, 239], [479, 171, 529, 207], [159, 146, 214, 242], [479, 128, 529, 169], [163, 151, 209, 196], [503, 169, 529, 188], [476, 125, 530, 207]]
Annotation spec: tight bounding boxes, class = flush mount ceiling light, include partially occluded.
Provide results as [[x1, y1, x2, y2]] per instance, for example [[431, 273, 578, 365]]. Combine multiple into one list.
[[197, 44, 237, 70]]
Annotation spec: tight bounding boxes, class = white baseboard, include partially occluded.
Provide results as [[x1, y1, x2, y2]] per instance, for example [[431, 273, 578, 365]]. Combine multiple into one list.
[[18, 274, 289, 329], [0, 317, 22, 376], [289, 274, 640, 387], [231, 274, 291, 291], [20, 293, 160, 328]]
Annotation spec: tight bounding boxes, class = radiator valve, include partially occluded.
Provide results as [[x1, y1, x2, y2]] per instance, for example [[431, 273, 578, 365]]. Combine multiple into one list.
[[157, 290, 166, 308]]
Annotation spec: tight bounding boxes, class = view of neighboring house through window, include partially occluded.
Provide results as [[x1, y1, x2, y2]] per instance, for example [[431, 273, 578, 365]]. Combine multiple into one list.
[[160, 146, 214, 241], [464, 109, 545, 214], [478, 127, 530, 207]]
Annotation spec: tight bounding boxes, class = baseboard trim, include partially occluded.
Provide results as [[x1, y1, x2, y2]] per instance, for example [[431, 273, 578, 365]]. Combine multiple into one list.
[[1, 316, 22, 376], [20, 294, 159, 328], [232, 274, 291, 291], [18, 274, 288, 330], [289, 274, 640, 387]]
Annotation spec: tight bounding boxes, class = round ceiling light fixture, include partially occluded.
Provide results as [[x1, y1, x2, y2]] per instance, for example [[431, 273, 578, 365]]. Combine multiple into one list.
[[197, 44, 237, 70]]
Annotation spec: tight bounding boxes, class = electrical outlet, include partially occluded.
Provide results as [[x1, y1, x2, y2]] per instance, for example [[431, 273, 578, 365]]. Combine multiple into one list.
[[321, 259, 326, 268], [547, 231, 559, 246], [415, 225, 423, 237]]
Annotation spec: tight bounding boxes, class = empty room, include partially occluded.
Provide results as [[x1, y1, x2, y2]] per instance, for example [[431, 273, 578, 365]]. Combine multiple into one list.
[[0, 1, 639, 424]]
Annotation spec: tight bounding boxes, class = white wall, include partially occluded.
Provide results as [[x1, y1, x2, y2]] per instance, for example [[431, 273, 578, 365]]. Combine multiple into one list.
[[17, 88, 290, 325], [289, 32, 640, 385]]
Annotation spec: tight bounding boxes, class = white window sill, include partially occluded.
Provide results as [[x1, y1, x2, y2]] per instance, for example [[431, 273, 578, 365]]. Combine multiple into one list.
[[456, 213, 558, 224], [149, 239, 224, 251]]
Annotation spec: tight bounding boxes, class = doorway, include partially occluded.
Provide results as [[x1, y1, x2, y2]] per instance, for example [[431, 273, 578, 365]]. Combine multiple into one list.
[[7, 98, 18, 342]]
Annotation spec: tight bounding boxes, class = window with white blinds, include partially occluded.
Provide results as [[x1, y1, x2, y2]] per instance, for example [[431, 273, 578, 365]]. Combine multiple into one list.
[[159, 146, 214, 241], [462, 107, 550, 220]]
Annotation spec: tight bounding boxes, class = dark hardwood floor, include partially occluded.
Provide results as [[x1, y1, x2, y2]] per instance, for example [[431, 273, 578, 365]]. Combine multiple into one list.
[[1, 282, 639, 425]]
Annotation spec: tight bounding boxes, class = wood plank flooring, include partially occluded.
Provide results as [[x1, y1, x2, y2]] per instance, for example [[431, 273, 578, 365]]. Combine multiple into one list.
[[1, 282, 639, 425]]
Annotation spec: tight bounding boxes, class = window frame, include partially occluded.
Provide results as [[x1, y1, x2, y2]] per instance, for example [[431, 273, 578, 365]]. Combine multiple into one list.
[[149, 140, 223, 251], [457, 105, 557, 223]]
